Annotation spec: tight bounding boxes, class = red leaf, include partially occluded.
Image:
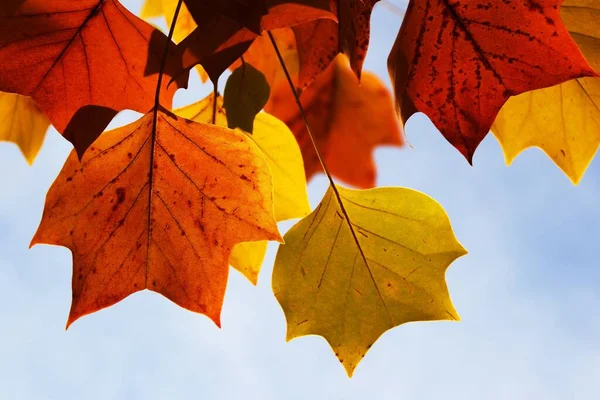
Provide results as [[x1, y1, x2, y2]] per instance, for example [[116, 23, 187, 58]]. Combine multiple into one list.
[[179, 0, 334, 83], [388, 0, 598, 162], [293, 0, 380, 88], [0, 0, 188, 156]]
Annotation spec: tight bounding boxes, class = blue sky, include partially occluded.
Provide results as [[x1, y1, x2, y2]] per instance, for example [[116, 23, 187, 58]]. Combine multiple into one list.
[[1, 1, 599, 398]]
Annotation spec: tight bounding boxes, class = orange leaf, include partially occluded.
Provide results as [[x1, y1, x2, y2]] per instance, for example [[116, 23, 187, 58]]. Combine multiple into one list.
[[0, 0, 187, 156], [32, 108, 281, 327], [230, 29, 298, 89], [387, 0, 597, 162], [179, 0, 334, 82], [267, 55, 403, 188]]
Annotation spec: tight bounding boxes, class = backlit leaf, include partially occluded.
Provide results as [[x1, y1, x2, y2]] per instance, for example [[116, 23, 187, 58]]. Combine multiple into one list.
[[32, 108, 281, 326], [268, 55, 403, 189], [141, 0, 196, 43], [0, 0, 188, 156], [231, 29, 298, 91], [387, 0, 597, 161], [140, 0, 209, 82], [0, 92, 50, 164], [178, 0, 334, 82], [292, 0, 380, 87], [273, 185, 466, 376], [492, 0, 600, 184], [176, 94, 310, 284], [228, 241, 269, 286]]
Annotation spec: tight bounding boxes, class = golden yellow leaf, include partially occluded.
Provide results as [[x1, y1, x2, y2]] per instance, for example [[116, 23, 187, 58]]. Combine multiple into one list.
[[228, 241, 269, 285], [273, 186, 466, 376], [492, 0, 600, 184], [140, 0, 209, 82], [176, 94, 310, 284], [0, 92, 50, 164], [140, 0, 163, 19]]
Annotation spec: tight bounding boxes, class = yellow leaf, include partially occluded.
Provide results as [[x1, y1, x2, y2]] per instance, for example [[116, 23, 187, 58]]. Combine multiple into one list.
[[228, 241, 269, 285], [176, 94, 310, 284], [140, 0, 163, 19], [140, 0, 209, 82], [492, 0, 600, 184], [273, 186, 466, 376], [0, 92, 50, 164]]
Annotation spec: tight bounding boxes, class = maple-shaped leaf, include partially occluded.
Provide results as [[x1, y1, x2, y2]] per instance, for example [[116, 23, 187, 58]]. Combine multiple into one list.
[[293, 0, 380, 88], [387, 0, 598, 162], [0, 0, 188, 156], [176, 94, 310, 284], [492, 0, 600, 184], [178, 0, 334, 82], [273, 185, 466, 376], [0, 92, 50, 164], [31, 107, 281, 326], [267, 55, 403, 189]]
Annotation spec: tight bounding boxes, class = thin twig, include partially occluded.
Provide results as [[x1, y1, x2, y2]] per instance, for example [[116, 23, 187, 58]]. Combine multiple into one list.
[[267, 32, 334, 187], [153, 0, 184, 112], [267, 31, 393, 322], [212, 82, 218, 124]]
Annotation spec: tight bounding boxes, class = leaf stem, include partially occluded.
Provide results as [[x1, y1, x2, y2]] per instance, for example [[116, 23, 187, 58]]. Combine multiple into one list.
[[153, 0, 184, 111], [212, 81, 218, 124], [269, 35, 361, 245], [268, 31, 393, 322], [267, 32, 335, 188], [146, 0, 184, 284]]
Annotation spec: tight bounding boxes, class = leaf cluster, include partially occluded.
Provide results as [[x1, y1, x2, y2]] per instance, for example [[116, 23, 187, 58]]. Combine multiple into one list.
[[0, 0, 598, 377]]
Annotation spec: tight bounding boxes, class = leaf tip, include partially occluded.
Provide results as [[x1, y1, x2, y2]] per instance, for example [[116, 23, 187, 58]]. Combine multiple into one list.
[[208, 311, 222, 329], [338, 349, 360, 378], [569, 174, 583, 186], [65, 311, 80, 331], [28, 230, 42, 249], [343, 363, 356, 379]]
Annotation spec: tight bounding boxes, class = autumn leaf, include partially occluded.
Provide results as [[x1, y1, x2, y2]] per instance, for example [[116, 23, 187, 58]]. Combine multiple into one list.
[[141, 0, 196, 43], [178, 0, 334, 82], [292, 19, 338, 89], [0, 92, 50, 164], [387, 0, 598, 162], [0, 0, 188, 156], [31, 107, 281, 326], [140, 0, 209, 82], [223, 63, 271, 133], [273, 185, 466, 376], [293, 0, 380, 88], [176, 94, 310, 284], [267, 55, 403, 189], [231, 29, 299, 91], [492, 0, 600, 184], [336, 0, 380, 79], [228, 241, 270, 285]]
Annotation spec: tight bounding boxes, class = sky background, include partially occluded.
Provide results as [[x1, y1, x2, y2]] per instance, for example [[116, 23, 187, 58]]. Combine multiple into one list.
[[1, 1, 599, 399]]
